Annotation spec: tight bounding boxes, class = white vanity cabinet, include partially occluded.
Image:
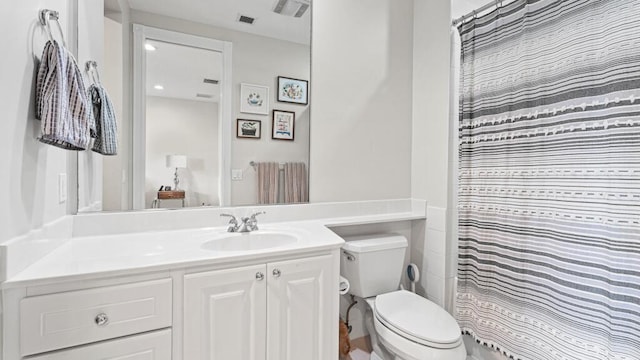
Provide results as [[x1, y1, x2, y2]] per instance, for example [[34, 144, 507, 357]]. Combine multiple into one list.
[[2, 244, 340, 360], [183, 254, 335, 360]]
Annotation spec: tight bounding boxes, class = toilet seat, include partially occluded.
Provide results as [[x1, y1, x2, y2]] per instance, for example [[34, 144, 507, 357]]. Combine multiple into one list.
[[374, 290, 462, 349]]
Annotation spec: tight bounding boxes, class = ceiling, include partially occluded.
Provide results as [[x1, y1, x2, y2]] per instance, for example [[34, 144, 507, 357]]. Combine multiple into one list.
[[127, 0, 311, 45], [145, 39, 222, 103]]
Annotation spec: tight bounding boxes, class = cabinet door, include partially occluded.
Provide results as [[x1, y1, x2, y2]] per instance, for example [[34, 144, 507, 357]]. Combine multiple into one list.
[[184, 264, 267, 360], [28, 329, 171, 360], [266, 255, 335, 360]]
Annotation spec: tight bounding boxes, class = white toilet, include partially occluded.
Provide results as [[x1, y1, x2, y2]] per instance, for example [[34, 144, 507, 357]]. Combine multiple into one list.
[[341, 234, 466, 360]]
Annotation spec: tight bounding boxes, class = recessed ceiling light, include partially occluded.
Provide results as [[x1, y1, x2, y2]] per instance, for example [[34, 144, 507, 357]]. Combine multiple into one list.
[[145, 43, 156, 51], [154, 85, 164, 90]]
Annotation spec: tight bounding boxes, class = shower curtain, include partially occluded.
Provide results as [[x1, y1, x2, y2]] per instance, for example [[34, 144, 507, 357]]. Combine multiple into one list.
[[456, 1, 640, 360]]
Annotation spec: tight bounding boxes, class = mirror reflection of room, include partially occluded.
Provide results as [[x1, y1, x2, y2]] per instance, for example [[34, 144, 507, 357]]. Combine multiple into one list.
[[144, 40, 221, 209], [95, 0, 311, 211]]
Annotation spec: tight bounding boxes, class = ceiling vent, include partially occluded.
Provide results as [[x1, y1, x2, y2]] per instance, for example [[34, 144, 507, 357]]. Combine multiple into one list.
[[203, 78, 219, 85], [272, 0, 310, 17], [196, 93, 214, 99], [237, 15, 255, 25]]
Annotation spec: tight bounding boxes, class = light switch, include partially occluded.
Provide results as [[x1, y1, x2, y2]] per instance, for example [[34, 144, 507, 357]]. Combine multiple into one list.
[[232, 169, 243, 181]]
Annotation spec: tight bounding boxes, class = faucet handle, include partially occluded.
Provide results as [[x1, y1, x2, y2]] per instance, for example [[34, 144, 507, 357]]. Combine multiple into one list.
[[245, 211, 265, 231], [220, 213, 238, 223], [220, 214, 240, 232]]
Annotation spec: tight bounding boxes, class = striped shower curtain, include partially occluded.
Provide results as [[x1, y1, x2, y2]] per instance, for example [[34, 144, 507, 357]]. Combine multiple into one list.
[[456, 1, 640, 360]]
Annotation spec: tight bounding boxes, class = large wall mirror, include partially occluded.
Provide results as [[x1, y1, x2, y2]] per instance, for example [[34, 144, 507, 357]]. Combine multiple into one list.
[[80, 0, 311, 212]]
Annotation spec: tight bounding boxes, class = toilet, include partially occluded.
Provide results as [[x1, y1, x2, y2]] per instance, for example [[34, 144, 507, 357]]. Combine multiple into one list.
[[340, 234, 466, 360]]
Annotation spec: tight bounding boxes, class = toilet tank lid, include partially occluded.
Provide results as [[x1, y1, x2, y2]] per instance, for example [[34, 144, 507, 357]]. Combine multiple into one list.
[[342, 234, 408, 253]]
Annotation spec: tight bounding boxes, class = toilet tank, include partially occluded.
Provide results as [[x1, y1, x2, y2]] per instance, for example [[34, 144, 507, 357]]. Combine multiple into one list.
[[340, 234, 408, 298]]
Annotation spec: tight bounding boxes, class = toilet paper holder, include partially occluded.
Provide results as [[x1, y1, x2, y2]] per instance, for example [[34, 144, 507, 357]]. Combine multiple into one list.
[[339, 275, 350, 295]]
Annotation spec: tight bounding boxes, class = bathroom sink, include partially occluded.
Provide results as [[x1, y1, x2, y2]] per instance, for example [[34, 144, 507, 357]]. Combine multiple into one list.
[[201, 232, 299, 252]]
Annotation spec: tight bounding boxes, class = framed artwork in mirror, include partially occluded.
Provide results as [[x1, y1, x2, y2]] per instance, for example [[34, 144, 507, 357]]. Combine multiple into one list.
[[272, 110, 295, 141], [240, 83, 269, 115], [236, 119, 262, 139], [277, 76, 308, 105]]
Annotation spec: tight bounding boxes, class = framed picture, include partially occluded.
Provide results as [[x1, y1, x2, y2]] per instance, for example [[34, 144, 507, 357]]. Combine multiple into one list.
[[277, 76, 308, 105], [240, 83, 269, 115], [272, 110, 295, 141], [236, 119, 262, 139]]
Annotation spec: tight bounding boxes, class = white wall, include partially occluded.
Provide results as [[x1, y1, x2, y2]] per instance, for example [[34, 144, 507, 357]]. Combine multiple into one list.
[[310, 0, 414, 202], [145, 96, 219, 207], [409, 0, 455, 315], [412, 0, 451, 209], [123, 11, 310, 206], [0, 0, 80, 243]]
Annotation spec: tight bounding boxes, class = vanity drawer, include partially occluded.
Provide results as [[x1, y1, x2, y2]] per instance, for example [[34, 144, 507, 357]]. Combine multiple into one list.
[[28, 329, 172, 360], [20, 278, 172, 356]]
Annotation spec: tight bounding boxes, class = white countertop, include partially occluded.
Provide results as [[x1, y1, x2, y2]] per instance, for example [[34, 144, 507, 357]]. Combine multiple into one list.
[[2, 222, 340, 288], [2, 211, 425, 288]]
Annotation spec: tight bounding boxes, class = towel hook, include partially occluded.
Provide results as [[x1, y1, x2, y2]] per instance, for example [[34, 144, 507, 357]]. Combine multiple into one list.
[[85, 61, 101, 85], [39, 9, 67, 48]]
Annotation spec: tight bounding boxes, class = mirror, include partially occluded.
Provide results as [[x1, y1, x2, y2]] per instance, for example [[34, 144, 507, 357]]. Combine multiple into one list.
[[83, 0, 311, 212]]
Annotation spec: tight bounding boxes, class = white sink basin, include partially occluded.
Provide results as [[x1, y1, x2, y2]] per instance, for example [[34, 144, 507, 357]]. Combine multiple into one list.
[[201, 232, 299, 252]]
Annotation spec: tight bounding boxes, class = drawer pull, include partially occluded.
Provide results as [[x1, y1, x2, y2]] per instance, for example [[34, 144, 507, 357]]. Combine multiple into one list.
[[95, 313, 109, 326], [272, 269, 281, 278], [255, 272, 265, 281]]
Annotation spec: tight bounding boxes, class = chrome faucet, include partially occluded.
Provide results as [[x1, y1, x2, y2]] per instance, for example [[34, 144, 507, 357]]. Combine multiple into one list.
[[220, 213, 239, 232], [221, 211, 265, 233]]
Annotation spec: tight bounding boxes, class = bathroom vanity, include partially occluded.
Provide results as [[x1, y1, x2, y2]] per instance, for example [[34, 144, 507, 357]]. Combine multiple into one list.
[[0, 199, 427, 360], [0, 223, 342, 360]]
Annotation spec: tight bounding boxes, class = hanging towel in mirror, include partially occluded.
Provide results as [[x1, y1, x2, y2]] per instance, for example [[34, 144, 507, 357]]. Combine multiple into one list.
[[284, 162, 308, 203], [35, 40, 91, 150], [256, 162, 280, 204], [88, 84, 118, 155]]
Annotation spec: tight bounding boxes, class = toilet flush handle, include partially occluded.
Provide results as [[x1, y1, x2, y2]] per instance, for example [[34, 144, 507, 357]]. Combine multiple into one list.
[[343, 251, 355, 262]]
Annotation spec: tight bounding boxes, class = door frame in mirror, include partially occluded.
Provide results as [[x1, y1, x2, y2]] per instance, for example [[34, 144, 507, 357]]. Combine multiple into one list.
[[132, 25, 232, 209]]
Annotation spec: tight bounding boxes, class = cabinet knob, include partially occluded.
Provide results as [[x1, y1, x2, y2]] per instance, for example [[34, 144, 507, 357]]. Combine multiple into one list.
[[272, 269, 281, 278], [255, 272, 265, 281], [95, 313, 109, 326]]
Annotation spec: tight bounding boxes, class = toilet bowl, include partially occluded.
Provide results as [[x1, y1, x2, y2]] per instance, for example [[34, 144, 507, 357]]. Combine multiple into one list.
[[340, 234, 466, 360]]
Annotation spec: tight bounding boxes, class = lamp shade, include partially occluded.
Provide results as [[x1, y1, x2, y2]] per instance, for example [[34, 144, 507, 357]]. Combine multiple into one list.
[[166, 155, 187, 168]]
